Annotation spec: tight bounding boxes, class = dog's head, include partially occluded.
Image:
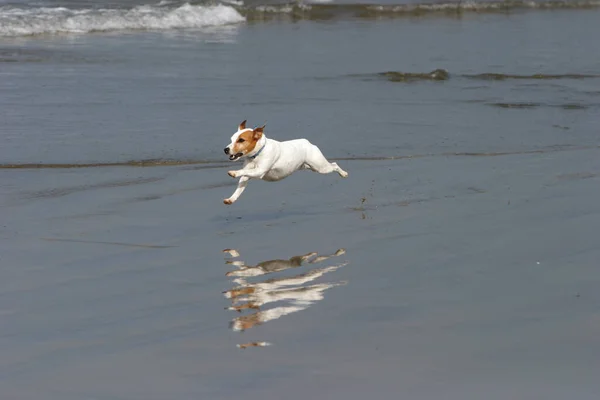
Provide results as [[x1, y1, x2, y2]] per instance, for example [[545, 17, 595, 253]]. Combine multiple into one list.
[[224, 120, 265, 161]]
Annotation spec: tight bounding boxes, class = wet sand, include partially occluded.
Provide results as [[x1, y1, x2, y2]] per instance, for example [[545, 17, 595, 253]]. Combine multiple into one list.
[[1, 145, 599, 399]]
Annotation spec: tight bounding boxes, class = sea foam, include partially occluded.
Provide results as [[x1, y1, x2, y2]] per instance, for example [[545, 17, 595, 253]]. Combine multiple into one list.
[[0, 3, 245, 37]]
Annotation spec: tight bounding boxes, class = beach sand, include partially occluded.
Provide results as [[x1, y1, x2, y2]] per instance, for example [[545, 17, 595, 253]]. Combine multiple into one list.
[[2, 145, 599, 399]]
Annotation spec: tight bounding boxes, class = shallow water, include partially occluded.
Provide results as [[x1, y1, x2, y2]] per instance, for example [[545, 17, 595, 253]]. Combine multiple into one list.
[[1, 1, 600, 399]]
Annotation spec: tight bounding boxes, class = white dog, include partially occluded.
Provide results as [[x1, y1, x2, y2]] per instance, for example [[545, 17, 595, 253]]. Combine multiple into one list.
[[223, 120, 348, 205]]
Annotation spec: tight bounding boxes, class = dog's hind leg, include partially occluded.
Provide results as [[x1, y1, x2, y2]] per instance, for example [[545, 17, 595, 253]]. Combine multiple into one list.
[[331, 162, 349, 178], [304, 145, 348, 178]]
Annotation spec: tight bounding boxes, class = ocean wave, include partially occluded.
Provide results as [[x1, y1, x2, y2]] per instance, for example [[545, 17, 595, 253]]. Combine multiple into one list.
[[2, 0, 599, 35], [242, 0, 600, 21], [364, 0, 600, 15], [0, 3, 244, 37]]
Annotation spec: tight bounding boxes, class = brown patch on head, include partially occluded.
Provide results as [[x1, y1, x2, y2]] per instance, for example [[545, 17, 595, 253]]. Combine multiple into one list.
[[232, 129, 259, 155]]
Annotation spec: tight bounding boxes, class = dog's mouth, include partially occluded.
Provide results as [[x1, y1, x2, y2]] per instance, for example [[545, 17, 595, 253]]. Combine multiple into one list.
[[229, 153, 243, 161]]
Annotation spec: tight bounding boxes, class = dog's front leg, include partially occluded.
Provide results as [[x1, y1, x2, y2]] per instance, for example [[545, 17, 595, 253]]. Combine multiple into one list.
[[228, 168, 267, 180], [224, 176, 249, 205]]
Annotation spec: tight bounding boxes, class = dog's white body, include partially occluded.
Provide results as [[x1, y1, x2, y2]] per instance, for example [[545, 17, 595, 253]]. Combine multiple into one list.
[[231, 136, 347, 182], [223, 121, 348, 204]]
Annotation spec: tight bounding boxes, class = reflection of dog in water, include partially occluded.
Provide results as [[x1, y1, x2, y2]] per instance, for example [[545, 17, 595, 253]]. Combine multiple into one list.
[[228, 281, 347, 331], [222, 248, 347, 342], [225, 266, 345, 311], [224, 249, 345, 278]]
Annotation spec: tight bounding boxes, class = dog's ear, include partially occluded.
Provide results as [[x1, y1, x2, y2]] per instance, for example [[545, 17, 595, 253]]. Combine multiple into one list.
[[238, 120, 247, 131], [253, 125, 265, 140]]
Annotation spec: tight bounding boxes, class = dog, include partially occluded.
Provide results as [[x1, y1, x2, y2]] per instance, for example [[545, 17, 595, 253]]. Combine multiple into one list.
[[223, 120, 348, 205]]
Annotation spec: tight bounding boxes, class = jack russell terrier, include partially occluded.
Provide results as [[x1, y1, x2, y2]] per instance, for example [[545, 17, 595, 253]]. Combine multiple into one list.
[[223, 120, 348, 205]]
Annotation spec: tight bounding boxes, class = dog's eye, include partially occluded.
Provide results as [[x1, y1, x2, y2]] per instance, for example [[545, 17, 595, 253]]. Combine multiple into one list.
[[237, 139, 245, 143]]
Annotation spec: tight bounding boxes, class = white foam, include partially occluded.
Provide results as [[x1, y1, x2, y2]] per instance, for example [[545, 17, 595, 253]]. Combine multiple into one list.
[[0, 3, 245, 37]]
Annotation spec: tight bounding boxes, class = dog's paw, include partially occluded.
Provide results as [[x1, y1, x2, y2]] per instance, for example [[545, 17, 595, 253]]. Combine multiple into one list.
[[339, 171, 349, 178], [223, 198, 233, 205], [228, 171, 237, 178]]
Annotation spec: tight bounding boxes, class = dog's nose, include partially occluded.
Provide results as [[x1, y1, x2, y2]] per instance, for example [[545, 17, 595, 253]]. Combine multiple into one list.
[[224, 147, 230, 154]]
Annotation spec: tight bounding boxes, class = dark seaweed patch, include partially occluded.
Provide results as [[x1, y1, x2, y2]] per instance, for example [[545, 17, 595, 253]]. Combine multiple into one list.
[[378, 69, 450, 82]]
